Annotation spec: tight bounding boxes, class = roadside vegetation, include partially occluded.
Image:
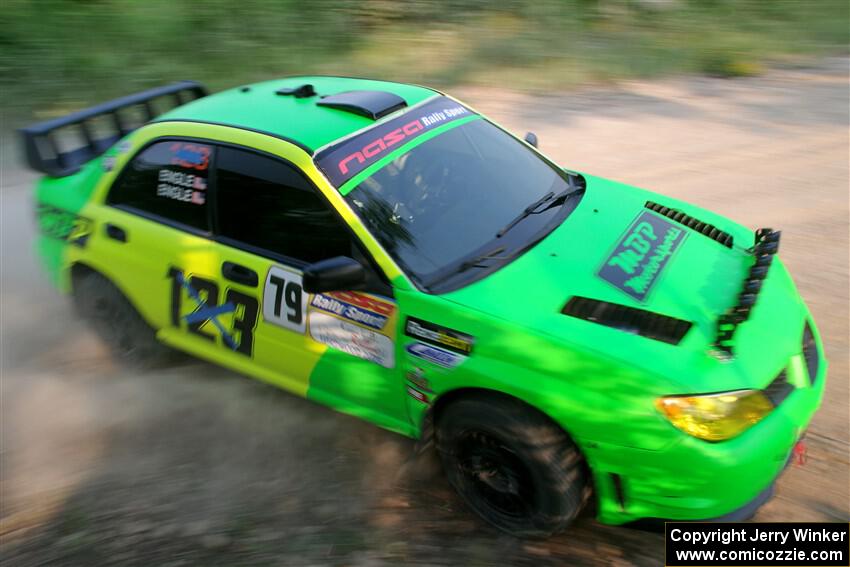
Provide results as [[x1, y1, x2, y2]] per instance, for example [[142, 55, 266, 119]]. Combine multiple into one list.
[[1, 0, 848, 123]]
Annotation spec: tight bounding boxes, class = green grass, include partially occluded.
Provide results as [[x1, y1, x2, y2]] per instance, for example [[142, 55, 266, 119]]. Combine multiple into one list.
[[1, 0, 847, 123]]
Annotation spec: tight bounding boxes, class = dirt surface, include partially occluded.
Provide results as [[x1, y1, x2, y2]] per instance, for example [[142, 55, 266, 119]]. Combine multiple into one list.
[[2, 59, 848, 566]]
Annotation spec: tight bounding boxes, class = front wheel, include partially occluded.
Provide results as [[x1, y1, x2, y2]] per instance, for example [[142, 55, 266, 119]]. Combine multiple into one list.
[[436, 394, 588, 537]]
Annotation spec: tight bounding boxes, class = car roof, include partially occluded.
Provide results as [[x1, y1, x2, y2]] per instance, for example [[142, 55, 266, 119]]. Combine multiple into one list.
[[156, 76, 438, 154]]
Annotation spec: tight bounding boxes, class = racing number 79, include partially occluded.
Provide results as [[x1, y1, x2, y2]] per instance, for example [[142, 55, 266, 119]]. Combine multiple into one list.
[[167, 267, 259, 356], [268, 274, 302, 323]]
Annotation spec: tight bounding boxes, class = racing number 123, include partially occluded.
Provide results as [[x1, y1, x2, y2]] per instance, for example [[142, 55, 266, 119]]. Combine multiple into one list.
[[167, 267, 258, 356]]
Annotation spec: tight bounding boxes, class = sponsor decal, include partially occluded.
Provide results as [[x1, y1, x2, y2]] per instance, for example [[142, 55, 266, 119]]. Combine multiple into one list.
[[406, 385, 430, 404], [262, 266, 308, 333], [404, 317, 474, 355], [116, 140, 132, 154], [36, 204, 92, 247], [314, 96, 474, 187], [168, 142, 210, 171], [102, 156, 116, 172], [405, 367, 431, 392], [309, 312, 395, 368], [156, 168, 208, 205], [405, 341, 465, 368], [598, 211, 687, 302], [310, 291, 393, 330]]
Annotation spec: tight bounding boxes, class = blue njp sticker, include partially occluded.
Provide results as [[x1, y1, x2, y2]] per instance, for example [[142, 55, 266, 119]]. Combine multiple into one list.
[[598, 211, 687, 302]]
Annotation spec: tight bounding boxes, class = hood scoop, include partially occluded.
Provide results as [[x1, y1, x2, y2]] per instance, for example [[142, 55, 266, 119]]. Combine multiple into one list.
[[645, 201, 734, 248], [562, 296, 692, 345]]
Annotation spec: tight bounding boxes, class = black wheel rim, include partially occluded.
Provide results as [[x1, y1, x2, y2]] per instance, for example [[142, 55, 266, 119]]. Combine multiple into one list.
[[454, 430, 536, 525]]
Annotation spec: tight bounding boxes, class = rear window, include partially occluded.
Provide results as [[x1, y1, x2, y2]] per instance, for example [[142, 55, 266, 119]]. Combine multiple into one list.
[[107, 140, 211, 231]]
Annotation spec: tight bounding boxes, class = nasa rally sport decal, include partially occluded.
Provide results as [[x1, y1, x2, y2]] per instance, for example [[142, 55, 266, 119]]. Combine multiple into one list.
[[314, 96, 474, 187], [598, 211, 687, 302]]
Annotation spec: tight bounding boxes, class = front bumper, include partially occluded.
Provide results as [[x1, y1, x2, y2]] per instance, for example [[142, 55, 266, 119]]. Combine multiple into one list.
[[588, 354, 826, 526]]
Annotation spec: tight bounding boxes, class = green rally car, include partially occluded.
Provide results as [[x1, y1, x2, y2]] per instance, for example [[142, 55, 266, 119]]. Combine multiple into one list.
[[21, 77, 826, 536]]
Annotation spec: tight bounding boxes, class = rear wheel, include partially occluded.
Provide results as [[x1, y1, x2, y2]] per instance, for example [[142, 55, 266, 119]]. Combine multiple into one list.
[[436, 394, 588, 537], [74, 271, 173, 368]]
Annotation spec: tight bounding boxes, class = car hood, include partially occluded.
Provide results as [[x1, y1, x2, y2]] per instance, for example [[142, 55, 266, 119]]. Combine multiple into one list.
[[442, 174, 808, 392]]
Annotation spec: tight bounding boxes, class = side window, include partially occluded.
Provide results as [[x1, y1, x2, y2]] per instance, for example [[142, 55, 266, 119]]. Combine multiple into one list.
[[107, 140, 211, 231], [215, 147, 351, 264]]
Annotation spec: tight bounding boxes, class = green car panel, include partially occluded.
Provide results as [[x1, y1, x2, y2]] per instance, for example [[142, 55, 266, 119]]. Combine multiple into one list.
[[25, 76, 826, 527]]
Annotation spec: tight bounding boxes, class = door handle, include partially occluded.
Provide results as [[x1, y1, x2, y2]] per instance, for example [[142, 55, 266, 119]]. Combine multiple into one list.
[[222, 261, 258, 287], [105, 223, 127, 243]]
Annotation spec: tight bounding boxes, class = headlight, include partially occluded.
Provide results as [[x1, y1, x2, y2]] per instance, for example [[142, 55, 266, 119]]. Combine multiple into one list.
[[655, 390, 773, 442]]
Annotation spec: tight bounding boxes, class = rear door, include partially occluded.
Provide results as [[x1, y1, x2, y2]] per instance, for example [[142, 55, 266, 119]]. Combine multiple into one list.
[[96, 138, 218, 340], [208, 145, 409, 431]]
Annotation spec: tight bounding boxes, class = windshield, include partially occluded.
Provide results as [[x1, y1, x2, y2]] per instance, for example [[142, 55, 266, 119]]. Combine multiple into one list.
[[342, 118, 582, 292]]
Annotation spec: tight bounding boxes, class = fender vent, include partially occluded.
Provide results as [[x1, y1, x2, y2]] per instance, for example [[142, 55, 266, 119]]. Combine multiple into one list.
[[763, 369, 793, 406], [645, 201, 734, 248], [562, 296, 692, 345], [802, 322, 820, 385]]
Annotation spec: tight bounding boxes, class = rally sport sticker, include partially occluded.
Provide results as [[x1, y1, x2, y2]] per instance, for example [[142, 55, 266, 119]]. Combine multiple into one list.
[[597, 211, 687, 302], [310, 291, 394, 330], [309, 312, 395, 368]]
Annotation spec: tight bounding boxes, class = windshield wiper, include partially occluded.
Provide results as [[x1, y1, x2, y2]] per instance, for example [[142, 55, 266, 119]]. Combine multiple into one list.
[[495, 191, 553, 238], [457, 246, 510, 272], [495, 187, 584, 238], [422, 246, 512, 289]]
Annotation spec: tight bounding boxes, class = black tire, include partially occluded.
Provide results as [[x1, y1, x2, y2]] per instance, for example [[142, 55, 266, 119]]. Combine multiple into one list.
[[436, 394, 588, 537], [73, 271, 173, 368]]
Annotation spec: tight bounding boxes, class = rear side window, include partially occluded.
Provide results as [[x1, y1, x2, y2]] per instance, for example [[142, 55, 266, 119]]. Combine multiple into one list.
[[215, 147, 350, 263], [107, 140, 211, 231]]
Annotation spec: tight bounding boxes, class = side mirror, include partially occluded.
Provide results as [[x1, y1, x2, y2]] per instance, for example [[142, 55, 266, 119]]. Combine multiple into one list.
[[524, 131, 538, 148], [302, 256, 366, 294]]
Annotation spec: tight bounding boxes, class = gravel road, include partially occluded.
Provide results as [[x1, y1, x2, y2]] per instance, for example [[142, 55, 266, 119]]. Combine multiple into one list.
[[2, 58, 848, 566]]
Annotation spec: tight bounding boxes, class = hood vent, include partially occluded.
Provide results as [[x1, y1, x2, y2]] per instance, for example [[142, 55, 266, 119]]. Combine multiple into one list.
[[645, 201, 734, 248], [562, 296, 692, 345]]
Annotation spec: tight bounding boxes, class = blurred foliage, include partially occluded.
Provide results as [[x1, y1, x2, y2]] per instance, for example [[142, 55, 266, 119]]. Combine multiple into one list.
[[0, 0, 847, 121]]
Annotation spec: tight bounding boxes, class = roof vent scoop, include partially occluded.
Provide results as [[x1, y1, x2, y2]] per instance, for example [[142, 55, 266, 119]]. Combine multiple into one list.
[[316, 90, 407, 120], [562, 296, 692, 345]]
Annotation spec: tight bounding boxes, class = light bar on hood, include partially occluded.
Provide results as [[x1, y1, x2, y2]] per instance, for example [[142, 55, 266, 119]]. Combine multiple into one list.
[[713, 228, 781, 355]]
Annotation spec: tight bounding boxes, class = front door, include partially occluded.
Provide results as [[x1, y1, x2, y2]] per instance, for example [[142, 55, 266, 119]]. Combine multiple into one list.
[[209, 145, 409, 432]]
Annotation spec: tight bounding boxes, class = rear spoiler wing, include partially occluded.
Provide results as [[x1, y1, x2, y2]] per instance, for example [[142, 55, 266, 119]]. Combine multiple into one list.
[[19, 81, 208, 177]]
